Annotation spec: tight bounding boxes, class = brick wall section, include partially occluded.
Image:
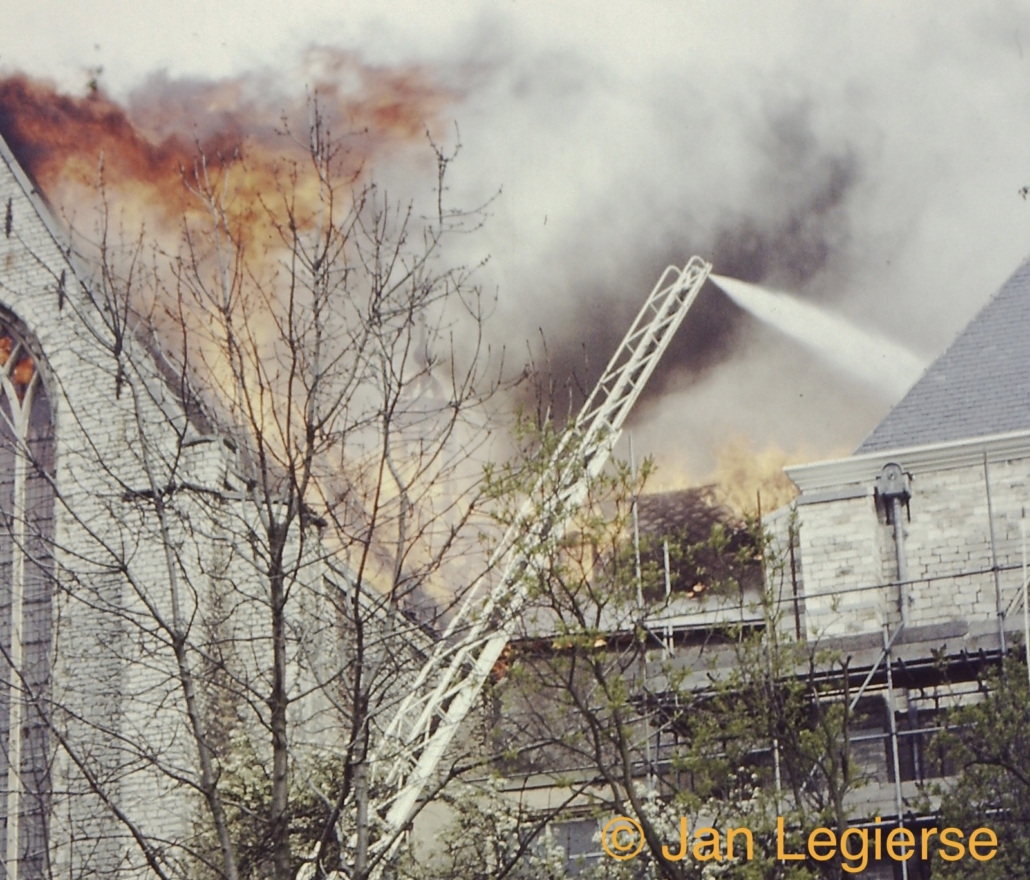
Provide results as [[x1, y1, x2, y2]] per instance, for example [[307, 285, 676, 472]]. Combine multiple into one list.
[[794, 494, 890, 637], [1, 140, 133, 878], [0, 138, 286, 877], [0, 134, 224, 878]]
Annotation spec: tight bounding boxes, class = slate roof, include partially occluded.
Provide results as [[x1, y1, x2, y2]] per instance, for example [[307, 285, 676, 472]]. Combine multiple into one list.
[[636, 486, 725, 539], [856, 254, 1030, 453]]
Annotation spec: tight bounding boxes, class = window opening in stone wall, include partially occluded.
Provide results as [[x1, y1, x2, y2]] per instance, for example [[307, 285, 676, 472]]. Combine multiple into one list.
[[0, 323, 56, 880]]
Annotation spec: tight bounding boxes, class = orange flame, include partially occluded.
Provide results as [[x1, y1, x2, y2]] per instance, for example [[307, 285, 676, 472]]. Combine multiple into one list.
[[0, 53, 456, 241], [0, 62, 476, 603], [648, 438, 812, 517], [0, 57, 460, 449], [710, 437, 804, 516]]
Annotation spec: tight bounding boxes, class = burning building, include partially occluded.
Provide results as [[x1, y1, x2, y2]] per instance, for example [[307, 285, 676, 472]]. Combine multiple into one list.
[[2, 65, 1029, 880], [773, 254, 1030, 875], [0, 76, 459, 878], [477, 262, 1030, 878]]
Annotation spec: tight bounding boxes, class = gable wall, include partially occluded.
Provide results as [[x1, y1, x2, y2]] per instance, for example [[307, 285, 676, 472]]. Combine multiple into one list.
[[0, 140, 239, 878]]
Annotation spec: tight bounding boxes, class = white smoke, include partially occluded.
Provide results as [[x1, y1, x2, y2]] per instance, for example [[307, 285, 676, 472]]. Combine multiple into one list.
[[7, 0, 1030, 476]]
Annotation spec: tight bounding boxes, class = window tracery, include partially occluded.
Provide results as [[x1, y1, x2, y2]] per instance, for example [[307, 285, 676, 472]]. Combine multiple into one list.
[[0, 323, 55, 880]]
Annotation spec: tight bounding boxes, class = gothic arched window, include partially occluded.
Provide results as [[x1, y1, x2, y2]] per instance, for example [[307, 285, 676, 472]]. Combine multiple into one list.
[[0, 322, 55, 880]]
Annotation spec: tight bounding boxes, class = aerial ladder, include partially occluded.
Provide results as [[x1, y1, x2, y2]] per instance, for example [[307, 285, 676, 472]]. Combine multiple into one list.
[[319, 255, 712, 877]]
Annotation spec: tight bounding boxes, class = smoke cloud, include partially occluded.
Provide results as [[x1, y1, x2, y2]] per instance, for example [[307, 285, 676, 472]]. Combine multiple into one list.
[[0, 52, 455, 243], [4, 1, 1030, 486], [420, 5, 1030, 480], [439, 44, 873, 443], [530, 115, 862, 410]]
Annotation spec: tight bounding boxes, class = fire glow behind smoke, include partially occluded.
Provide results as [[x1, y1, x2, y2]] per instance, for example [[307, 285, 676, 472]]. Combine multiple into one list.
[[0, 61, 464, 444], [710, 274, 926, 400], [0, 54, 455, 246], [0, 64, 481, 607]]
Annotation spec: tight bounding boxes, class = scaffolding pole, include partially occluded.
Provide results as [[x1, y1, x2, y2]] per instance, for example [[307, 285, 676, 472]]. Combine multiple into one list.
[[882, 624, 909, 880]]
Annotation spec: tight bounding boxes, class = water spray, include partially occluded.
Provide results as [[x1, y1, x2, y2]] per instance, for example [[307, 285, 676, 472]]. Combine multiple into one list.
[[710, 274, 925, 399]]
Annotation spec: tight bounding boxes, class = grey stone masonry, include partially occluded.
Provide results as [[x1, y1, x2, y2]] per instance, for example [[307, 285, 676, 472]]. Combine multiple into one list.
[[0, 128, 435, 880], [784, 432, 1030, 642], [0, 129, 329, 879], [0, 125, 228, 880]]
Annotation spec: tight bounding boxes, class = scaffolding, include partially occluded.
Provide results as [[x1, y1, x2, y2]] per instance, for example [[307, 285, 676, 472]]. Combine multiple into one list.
[[487, 458, 1030, 880]]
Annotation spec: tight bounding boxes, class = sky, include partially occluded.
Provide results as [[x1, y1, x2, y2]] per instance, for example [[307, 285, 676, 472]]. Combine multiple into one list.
[[4, 1, 1030, 484]]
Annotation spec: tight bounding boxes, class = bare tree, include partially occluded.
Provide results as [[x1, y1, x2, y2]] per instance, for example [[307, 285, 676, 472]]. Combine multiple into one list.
[[471, 444, 869, 880], [0, 105, 518, 880]]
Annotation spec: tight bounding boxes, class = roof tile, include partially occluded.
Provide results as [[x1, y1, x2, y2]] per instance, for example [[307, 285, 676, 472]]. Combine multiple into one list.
[[856, 255, 1030, 453]]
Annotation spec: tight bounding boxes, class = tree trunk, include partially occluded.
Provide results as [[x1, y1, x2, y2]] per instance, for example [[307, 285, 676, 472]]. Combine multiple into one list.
[[270, 534, 292, 880]]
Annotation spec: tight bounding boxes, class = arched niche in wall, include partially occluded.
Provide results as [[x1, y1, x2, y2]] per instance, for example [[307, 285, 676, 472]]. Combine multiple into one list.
[[0, 315, 56, 880]]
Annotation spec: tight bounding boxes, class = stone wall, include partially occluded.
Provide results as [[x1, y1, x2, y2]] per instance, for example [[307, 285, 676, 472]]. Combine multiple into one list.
[[783, 437, 1030, 643], [0, 134, 324, 879]]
